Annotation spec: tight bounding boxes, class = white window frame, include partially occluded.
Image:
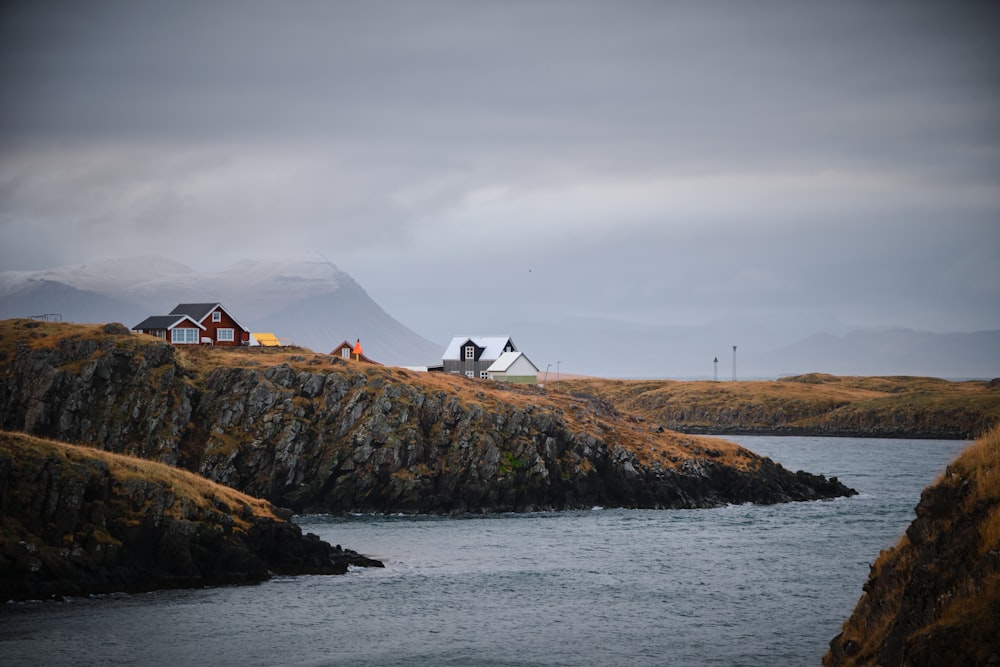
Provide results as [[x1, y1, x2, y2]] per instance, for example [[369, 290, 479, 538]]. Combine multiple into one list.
[[342, 347, 351, 358], [212, 311, 221, 322], [171, 328, 199, 344], [480, 371, 489, 379], [217, 328, 235, 342], [465, 346, 475, 360], [465, 370, 474, 378]]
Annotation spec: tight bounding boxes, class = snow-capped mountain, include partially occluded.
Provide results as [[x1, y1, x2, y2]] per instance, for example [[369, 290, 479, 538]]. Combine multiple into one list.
[[0, 257, 443, 366], [3, 257, 998, 378]]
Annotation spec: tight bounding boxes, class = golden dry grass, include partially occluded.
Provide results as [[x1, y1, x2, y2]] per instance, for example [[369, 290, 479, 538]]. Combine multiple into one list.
[[0, 320, 780, 472], [950, 425, 1000, 554], [0, 431, 279, 530], [559, 373, 1000, 434], [827, 425, 1000, 666]]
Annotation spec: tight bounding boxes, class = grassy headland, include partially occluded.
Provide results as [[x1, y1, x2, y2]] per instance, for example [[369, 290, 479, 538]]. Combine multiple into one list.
[[0, 430, 382, 600], [558, 373, 1000, 439], [825, 424, 1000, 664], [0, 319, 854, 513]]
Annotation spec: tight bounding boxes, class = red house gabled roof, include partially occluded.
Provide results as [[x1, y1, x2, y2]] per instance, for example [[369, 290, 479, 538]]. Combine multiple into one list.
[[169, 303, 249, 332], [133, 314, 204, 332]]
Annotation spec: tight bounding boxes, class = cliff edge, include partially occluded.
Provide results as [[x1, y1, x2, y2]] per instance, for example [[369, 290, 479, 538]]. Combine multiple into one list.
[[0, 319, 854, 513], [0, 431, 382, 601], [825, 425, 1000, 666]]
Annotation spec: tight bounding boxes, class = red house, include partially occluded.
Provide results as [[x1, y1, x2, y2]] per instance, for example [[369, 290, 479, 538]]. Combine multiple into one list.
[[134, 303, 251, 346]]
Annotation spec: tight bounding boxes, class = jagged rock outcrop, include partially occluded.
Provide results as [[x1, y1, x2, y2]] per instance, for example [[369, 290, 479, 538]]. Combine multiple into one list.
[[0, 431, 382, 601], [0, 320, 855, 513], [825, 426, 1000, 666]]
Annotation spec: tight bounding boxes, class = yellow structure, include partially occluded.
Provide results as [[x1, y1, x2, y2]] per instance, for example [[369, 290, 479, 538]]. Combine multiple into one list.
[[252, 332, 282, 347]]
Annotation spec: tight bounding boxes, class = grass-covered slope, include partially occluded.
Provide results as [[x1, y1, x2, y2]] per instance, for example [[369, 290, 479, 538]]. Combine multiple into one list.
[[0, 431, 382, 601], [825, 425, 1000, 665], [561, 373, 1000, 439], [0, 319, 853, 513]]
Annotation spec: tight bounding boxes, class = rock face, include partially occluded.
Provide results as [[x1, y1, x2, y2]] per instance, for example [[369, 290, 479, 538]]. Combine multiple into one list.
[[825, 427, 1000, 666], [0, 431, 382, 601], [0, 320, 855, 513]]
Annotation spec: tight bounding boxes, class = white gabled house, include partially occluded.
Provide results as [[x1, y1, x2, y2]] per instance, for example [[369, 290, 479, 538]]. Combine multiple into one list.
[[441, 336, 539, 384], [486, 351, 540, 384]]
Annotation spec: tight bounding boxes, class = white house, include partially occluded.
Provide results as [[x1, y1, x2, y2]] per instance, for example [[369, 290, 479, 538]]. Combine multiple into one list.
[[486, 351, 540, 384], [442, 336, 517, 379]]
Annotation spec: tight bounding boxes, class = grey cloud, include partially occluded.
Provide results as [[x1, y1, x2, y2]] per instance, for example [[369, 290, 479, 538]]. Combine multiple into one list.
[[1, 0, 998, 344]]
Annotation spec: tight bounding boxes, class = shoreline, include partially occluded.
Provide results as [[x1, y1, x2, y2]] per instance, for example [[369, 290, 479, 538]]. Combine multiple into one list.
[[676, 427, 974, 441]]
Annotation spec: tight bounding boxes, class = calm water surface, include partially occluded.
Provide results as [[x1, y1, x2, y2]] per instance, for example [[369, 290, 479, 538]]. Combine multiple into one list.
[[1, 436, 968, 666]]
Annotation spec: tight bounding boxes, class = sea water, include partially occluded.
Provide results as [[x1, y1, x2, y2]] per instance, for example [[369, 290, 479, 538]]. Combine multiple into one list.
[[0, 436, 968, 666]]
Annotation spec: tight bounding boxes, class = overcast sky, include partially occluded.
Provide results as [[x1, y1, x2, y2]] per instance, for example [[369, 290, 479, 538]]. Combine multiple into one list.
[[2, 1, 998, 343]]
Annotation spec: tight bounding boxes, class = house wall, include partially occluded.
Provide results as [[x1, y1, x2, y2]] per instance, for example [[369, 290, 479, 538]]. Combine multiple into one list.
[[487, 354, 538, 384], [200, 307, 248, 346], [506, 356, 538, 377], [443, 340, 487, 377], [167, 325, 202, 344], [443, 359, 491, 377]]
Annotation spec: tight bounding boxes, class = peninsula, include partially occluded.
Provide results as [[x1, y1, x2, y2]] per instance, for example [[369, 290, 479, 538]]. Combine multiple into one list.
[[0, 319, 853, 514], [0, 431, 382, 601]]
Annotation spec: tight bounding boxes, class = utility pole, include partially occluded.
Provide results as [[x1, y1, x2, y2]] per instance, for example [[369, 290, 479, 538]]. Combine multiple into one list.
[[732, 345, 737, 382]]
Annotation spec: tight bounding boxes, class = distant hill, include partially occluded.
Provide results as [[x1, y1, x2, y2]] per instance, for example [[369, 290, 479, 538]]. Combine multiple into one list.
[[0, 256, 443, 366], [757, 328, 1000, 379], [503, 316, 1000, 380], [3, 257, 998, 378]]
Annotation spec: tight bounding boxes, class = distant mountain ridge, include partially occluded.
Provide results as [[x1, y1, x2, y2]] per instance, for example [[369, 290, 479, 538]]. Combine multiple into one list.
[[0, 257, 443, 366], [505, 317, 1000, 380], [3, 257, 998, 378]]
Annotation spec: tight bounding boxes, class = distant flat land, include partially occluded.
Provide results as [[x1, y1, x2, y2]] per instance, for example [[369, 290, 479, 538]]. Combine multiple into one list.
[[556, 373, 1000, 439]]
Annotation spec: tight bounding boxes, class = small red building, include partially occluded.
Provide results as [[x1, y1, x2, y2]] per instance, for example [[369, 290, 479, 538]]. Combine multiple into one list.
[[134, 303, 251, 346], [330, 339, 380, 364]]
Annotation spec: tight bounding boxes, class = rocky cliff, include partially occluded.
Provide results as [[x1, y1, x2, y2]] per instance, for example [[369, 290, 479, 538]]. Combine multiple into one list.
[[0, 431, 382, 601], [825, 426, 1000, 666], [0, 319, 854, 513]]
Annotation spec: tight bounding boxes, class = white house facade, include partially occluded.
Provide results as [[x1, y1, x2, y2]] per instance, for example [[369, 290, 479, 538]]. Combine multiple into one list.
[[486, 351, 540, 384], [442, 336, 517, 379]]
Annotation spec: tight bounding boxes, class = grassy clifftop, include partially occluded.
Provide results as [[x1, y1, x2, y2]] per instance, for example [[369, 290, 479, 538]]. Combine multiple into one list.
[[560, 373, 1000, 439], [825, 425, 1000, 665], [0, 431, 382, 601], [0, 319, 853, 512]]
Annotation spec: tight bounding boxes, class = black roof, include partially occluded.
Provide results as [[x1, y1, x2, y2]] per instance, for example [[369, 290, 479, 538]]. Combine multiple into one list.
[[133, 314, 203, 331], [169, 303, 220, 322]]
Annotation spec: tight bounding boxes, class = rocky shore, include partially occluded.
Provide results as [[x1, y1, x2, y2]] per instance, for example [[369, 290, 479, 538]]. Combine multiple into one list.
[[0, 320, 855, 513], [825, 426, 1000, 665], [0, 431, 382, 602]]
